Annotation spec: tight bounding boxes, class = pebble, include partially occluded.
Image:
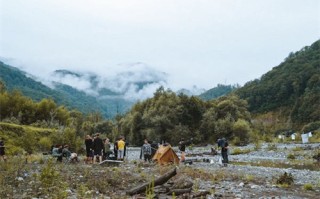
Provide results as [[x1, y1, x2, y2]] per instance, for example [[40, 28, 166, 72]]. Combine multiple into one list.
[[16, 177, 24, 181], [250, 185, 260, 189]]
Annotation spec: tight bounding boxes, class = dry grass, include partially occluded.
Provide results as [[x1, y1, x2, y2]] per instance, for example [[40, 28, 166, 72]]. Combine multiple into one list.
[[231, 148, 251, 155], [0, 157, 144, 198], [232, 160, 319, 171]]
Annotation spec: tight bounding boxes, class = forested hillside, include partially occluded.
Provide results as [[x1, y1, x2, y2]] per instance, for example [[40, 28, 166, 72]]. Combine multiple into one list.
[[0, 62, 68, 103], [0, 62, 125, 117], [119, 87, 252, 146], [199, 84, 238, 100], [235, 40, 320, 128]]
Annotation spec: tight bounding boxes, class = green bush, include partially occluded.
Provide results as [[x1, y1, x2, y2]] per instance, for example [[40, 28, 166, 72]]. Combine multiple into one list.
[[39, 137, 53, 152], [267, 143, 277, 151], [303, 183, 313, 191], [301, 121, 320, 133], [276, 172, 294, 186], [287, 154, 296, 160], [231, 148, 251, 155]]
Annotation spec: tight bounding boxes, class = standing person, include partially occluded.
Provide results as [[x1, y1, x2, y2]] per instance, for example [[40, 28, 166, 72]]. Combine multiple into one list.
[[114, 138, 119, 160], [218, 138, 229, 166], [84, 135, 93, 164], [150, 141, 158, 158], [104, 138, 112, 160], [93, 133, 104, 164], [140, 139, 152, 162], [0, 138, 7, 162], [178, 138, 192, 162], [117, 137, 125, 161], [179, 138, 186, 162]]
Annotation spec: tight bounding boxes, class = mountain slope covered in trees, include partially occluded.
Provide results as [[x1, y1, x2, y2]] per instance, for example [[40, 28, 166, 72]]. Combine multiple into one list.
[[235, 40, 320, 128], [0, 62, 110, 116], [199, 84, 238, 100]]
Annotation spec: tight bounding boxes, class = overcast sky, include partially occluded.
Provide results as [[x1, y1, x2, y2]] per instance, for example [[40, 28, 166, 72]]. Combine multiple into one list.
[[0, 0, 319, 90]]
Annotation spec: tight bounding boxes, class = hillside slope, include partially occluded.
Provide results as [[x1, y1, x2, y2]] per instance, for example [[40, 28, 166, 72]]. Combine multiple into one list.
[[0, 62, 109, 116], [235, 40, 320, 126], [199, 84, 238, 100]]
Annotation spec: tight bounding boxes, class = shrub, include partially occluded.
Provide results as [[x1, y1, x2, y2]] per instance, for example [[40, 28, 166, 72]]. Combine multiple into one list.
[[287, 154, 296, 160], [254, 140, 262, 151], [39, 137, 53, 152], [292, 147, 303, 151], [301, 121, 320, 133], [276, 172, 294, 186], [231, 148, 251, 155], [267, 143, 277, 151], [303, 183, 313, 191]]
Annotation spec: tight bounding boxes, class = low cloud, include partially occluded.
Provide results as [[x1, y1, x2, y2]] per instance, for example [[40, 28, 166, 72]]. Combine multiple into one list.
[[45, 62, 169, 100]]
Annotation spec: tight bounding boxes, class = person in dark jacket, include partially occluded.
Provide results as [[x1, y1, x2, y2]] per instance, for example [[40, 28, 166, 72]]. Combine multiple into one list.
[[218, 138, 229, 166], [114, 138, 119, 160], [140, 139, 152, 162], [85, 135, 93, 164], [150, 140, 158, 158], [179, 138, 192, 162], [93, 133, 104, 163]]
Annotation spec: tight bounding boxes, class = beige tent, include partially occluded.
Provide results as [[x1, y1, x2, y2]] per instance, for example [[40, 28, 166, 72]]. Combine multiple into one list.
[[152, 145, 180, 165]]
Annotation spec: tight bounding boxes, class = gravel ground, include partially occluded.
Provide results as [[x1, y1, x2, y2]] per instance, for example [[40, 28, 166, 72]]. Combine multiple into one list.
[[125, 143, 320, 198]]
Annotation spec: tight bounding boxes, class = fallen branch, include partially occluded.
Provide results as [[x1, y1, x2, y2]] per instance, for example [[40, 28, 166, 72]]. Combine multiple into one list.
[[126, 167, 177, 196], [192, 190, 211, 198], [166, 188, 192, 196]]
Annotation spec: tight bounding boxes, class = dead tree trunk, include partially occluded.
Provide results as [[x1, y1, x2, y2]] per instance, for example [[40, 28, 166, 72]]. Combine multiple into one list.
[[192, 190, 211, 198], [166, 188, 192, 196], [126, 167, 177, 196]]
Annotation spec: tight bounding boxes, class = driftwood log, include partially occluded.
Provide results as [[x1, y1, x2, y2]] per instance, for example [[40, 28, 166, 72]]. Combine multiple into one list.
[[126, 167, 177, 196], [192, 190, 211, 198], [166, 188, 192, 196]]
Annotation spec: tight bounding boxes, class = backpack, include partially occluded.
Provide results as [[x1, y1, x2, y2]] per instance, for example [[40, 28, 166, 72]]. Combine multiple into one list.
[[143, 144, 151, 155]]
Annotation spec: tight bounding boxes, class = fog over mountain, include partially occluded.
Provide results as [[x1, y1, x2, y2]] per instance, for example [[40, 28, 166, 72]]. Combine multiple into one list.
[[38, 62, 198, 101]]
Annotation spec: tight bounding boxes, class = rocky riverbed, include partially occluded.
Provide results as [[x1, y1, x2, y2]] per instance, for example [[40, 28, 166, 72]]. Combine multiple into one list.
[[1, 142, 319, 198], [125, 142, 320, 198]]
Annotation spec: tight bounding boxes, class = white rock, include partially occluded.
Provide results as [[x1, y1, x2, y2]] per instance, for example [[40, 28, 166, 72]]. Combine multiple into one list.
[[250, 185, 260, 189], [16, 177, 24, 181], [65, 189, 72, 194], [238, 182, 245, 187]]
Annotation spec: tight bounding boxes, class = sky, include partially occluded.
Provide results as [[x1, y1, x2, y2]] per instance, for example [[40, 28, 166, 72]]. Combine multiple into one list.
[[0, 0, 319, 92]]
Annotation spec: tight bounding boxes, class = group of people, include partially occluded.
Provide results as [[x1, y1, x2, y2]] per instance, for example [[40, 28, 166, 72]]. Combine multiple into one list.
[[85, 133, 127, 164], [51, 144, 79, 163], [177, 137, 229, 166], [2, 133, 229, 166]]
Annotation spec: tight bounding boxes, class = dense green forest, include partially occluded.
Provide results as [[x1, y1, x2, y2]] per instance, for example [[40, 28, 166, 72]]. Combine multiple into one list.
[[235, 40, 320, 129], [0, 80, 253, 151], [199, 84, 238, 100], [118, 87, 252, 146]]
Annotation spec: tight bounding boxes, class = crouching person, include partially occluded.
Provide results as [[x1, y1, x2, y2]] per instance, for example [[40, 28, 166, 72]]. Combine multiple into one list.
[[62, 145, 78, 163], [52, 145, 63, 162]]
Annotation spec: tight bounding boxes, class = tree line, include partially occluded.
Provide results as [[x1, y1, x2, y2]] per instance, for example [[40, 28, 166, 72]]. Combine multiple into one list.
[[0, 81, 253, 148]]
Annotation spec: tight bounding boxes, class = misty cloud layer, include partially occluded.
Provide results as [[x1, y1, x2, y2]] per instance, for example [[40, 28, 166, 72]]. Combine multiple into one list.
[[46, 62, 169, 100]]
